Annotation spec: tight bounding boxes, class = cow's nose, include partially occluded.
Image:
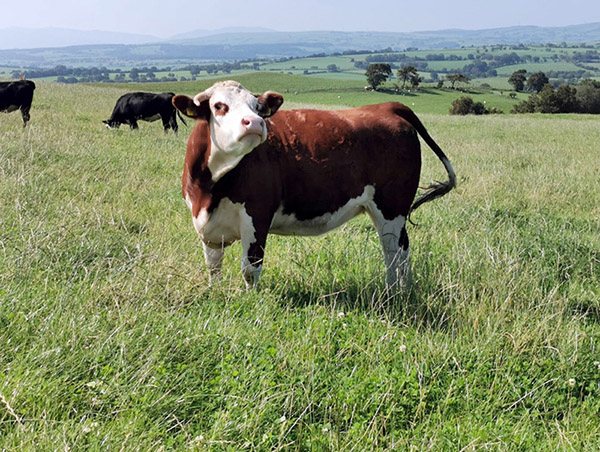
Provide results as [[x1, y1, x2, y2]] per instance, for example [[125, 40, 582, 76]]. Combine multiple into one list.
[[241, 116, 264, 133]]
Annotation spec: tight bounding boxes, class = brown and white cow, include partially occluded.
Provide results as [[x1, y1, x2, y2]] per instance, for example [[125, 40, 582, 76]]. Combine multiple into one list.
[[173, 81, 455, 289]]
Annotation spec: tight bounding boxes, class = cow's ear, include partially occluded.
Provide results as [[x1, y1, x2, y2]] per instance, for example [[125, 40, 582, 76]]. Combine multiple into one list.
[[256, 91, 284, 118], [173, 95, 210, 120]]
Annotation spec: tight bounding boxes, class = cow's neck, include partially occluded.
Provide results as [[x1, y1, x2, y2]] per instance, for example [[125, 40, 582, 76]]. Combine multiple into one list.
[[207, 150, 248, 182], [185, 121, 216, 217], [206, 120, 256, 182]]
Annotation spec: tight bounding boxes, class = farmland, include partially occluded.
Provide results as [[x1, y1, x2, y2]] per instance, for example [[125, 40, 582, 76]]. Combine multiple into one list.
[[1, 77, 599, 450], [2, 42, 600, 93]]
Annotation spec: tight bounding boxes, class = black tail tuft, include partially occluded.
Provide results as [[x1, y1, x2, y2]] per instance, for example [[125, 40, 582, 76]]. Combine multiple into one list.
[[410, 174, 456, 214]]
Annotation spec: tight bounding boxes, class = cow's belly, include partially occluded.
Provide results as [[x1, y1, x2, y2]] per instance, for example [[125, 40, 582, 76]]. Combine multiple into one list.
[[270, 185, 375, 236], [140, 114, 161, 122], [2, 105, 19, 113]]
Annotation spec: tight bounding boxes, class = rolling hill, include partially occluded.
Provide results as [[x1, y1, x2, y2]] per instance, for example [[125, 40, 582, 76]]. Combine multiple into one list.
[[0, 23, 599, 68]]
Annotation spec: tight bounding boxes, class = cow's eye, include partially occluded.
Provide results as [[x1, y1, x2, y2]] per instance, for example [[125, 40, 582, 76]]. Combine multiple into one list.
[[214, 102, 229, 114]]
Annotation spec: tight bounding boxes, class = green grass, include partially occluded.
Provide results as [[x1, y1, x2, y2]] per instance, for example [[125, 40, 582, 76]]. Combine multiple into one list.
[[495, 62, 584, 76], [1, 82, 599, 451], [261, 56, 358, 72]]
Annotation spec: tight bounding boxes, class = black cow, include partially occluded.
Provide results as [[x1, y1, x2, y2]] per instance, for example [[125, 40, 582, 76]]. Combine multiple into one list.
[[0, 80, 36, 127], [103, 92, 186, 133]]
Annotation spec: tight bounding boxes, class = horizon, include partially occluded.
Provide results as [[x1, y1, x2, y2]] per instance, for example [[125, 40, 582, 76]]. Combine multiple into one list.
[[1, 0, 599, 39], [1, 21, 599, 38], [0, 21, 598, 53]]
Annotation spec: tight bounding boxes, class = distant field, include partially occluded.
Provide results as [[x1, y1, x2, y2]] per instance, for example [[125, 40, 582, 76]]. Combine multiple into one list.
[[418, 60, 473, 71], [1, 81, 598, 450], [403, 45, 597, 59], [470, 77, 514, 90], [495, 62, 584, 76], [97, 72, 520, 115], [262, 56, 357, 71], [4, 43, 600, 94]]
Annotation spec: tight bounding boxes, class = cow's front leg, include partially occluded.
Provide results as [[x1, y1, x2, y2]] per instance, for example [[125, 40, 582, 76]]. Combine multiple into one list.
[[203, 242, 224, 283], [240, 223, 268, 289], [161, 115, 172, 133]]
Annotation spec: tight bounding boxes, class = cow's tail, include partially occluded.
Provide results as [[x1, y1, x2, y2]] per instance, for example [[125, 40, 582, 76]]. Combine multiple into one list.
[[394, 104, 457, 213], [176, 109, 188, 127]]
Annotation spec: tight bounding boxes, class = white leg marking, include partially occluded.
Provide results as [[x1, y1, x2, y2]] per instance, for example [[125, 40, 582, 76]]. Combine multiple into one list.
[[239, 206, 260, 289], [203, 242, 224, 283], [367, 208, 411, 290], [241, 261, 262, 289]]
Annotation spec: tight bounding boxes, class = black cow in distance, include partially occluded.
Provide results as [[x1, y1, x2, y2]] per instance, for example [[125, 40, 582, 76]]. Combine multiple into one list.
[[0, 80, 36, 127], [103, 92, 186, 133]]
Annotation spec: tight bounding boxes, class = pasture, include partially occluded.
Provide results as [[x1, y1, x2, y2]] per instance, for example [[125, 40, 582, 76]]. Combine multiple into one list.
[[1, 80, 599, 450], [119, 72, 524, 115]]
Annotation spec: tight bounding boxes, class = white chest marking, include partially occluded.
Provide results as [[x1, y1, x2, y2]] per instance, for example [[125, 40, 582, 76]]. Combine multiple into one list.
[[187, 195, 256, 248]]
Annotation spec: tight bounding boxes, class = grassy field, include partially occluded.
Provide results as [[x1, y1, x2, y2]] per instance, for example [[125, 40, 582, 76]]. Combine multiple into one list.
[[495, 62, 584, 76], [1, 81, 599, 451], [108, 72, 524, 115]]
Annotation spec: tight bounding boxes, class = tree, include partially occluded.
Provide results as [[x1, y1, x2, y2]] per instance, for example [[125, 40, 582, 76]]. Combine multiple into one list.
[[576, 79, 600, 113], [365, 64, 392, 90], [526, 72, 549, 93], [130, 67, 140, 80], [446, 73, 470, 89], [410, 73, 422, 89], [511, 97, 536, 113], [508, 69, 527, 92], [397, 65, 418, 89], [551, 85, 579, 113], [512, 84, 580, 113], [327, 64, 339, 72], [450, 96, 490, 115]]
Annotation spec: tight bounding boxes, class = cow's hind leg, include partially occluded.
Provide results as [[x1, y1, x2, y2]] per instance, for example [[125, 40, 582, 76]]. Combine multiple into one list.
[[368, 211, 412, 291], [20, 107, 31, 127], [203, 242, 224, 283]]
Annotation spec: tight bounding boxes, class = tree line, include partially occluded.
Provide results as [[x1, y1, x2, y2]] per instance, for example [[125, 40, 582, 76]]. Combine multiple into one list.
[[365, 64, 472, 91], [511, 79, 600, 114], [356, 48, 599, 82], [364, 63, 600, 115], [448, 78, 600, 115], [13, 62, 258, 84]]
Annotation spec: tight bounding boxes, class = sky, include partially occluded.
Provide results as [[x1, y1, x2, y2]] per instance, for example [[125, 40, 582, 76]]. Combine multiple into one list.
[[1, 0, 598, 38]]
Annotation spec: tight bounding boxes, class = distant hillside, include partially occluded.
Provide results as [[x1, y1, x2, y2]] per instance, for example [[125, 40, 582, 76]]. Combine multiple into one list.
[[167, 27, 275, 41], [1, 23, 599, 68], [172, 23, 600, 50], [0, 27, 159, 50]]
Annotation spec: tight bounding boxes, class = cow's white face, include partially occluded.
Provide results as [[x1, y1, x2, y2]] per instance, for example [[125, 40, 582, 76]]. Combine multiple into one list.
[[206, 83, 267, 154], [174, 81, 284, 181]]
